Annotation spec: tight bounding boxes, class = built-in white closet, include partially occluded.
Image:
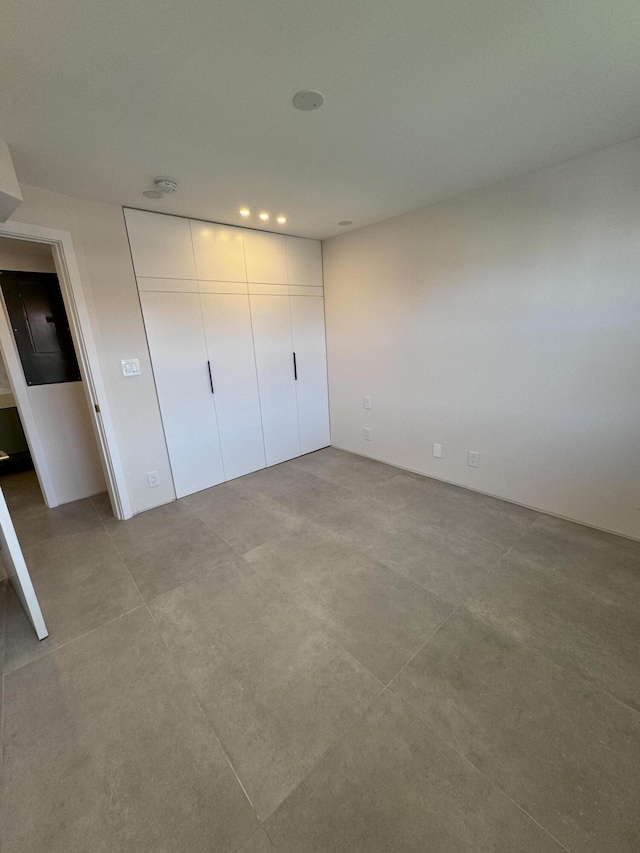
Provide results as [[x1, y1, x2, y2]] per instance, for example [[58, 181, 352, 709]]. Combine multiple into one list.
[[124, 208, 329, 498]]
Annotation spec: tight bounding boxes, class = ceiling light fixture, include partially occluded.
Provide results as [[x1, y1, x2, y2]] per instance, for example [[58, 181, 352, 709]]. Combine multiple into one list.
[[143, 178, 178, 199], [338, 220, 352, 226], [239, 208, 251, 216], [276, 216, 287, 224], [293, 90, 324, 111], [259, 212, 269, 221]]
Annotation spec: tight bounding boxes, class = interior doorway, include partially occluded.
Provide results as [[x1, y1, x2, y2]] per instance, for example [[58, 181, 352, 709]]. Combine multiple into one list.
[[0, 222, 131, 520], [0, 236, 107, 509]]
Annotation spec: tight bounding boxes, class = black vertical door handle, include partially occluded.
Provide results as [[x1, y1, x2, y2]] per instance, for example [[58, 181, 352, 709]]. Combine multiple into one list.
[[207, 361, 214, 393], [293, 352, 297, 380]]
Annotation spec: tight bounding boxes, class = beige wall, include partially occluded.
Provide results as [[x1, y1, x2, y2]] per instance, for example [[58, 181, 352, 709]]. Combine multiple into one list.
[[323, 138, 640, 540], [0, 236, 107, 502], [8, 187, 174, 512]]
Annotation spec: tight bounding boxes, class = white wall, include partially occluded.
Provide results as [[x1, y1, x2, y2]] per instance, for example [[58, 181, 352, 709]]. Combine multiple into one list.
[[323, 138, 640, 540], [0, 237, 106, 502], [8, 187, 175, 513]]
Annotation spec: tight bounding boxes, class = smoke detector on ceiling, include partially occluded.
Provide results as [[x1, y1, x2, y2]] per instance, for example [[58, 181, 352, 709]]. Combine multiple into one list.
[[143, 178, 178, 199], [292, 90, 324, 111]]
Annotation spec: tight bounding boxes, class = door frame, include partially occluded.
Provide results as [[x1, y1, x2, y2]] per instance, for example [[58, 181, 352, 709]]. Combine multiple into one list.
[[0, 220, 132, 519]]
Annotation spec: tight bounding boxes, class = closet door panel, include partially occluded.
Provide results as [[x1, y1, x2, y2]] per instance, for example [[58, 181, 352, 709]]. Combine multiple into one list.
[[249, 295, 300, 465], [290, 295, 330, 454], [190, 221, 247, 282], [243, 230, 288, 284], [124, 209, 197, 279], [285, 236, 323, 287], [140, 292, 224, 498], [200, 294, 266, 480]]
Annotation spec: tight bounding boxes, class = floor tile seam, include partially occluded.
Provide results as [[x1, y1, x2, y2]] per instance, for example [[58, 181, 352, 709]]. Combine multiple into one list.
[[101, 537, 260, 823], [20, 517, 116, 571], [143, 556, 250, 607], [497, 549, 640, 619], [237, 554, 387, 690], [283, 463, 398, 501], [185, 509, 259, 556], [384, 602, 465, 692], [398, 504, 538, 552], [141, 599, 260, 824], [305, 509, 514, 606], [455, 601, 640, 720], [12, 518, 105, 551], [394, 507, 532, 556], [300, 516, 460, 614], [259, 680, 389, 825], [232, 476, 358, 523], [2, 603, 147, 678], [457, 526, 537, 599], [531, 512, 640, 553], [384, 685, 573, 853]]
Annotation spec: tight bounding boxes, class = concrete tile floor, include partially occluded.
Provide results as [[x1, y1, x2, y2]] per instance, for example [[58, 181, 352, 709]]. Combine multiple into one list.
[[0, 448, 639, 852]]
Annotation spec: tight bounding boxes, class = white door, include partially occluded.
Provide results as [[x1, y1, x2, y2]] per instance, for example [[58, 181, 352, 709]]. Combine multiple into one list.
[[200, 293, 266, 480], [290, 295, 330, 454], [0, 486, 47, 639], [249, 294, 301, 466], [140, 291, 225, 497]]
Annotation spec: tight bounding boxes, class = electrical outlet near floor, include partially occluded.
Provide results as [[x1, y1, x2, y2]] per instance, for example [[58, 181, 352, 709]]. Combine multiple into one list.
[[364, 427, 372, 441], [468, 451, 480, 468], [147, 471, 160, 487]]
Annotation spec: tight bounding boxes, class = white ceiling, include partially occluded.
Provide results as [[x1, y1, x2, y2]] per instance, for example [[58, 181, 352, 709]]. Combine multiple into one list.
[[1, 0, 639, 239]]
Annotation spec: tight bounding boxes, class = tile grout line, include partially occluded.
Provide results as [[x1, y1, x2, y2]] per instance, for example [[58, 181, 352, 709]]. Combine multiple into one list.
[[141, 598, 260, 820], [104, 528, 261, 823], [259, 680, 389, 826], [2, 604, 146, 678], [457, 528, 640, 720], [386, 684, 574, 853]]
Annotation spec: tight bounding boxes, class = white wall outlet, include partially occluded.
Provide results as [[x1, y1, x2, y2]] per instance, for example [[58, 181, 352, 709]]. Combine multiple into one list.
[[363, 396, 372, 410], [121, 358, 141, 377], [468, 451, 480, 468], [147, 470, 160, 487], [364, 427, 372, 441], [433, 443, 443, 459]]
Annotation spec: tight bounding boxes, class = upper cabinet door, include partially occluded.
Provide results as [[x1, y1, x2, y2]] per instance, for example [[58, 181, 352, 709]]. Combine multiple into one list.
[[124, 209, 196, 280], [140, 291, 225, 498], [243, 230, 287, 284], [290, 296, 330, 455], [190, 221, 247, 282], [285, 236, 323, 287]]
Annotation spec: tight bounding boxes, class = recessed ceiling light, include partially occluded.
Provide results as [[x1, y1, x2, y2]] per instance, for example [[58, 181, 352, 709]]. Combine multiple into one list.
[[293, 90, 324, 111], [259, 212, 269, 221], [276, 216, 287, 224], [239, 208, 251, 216], [338, 220, 352, 226]]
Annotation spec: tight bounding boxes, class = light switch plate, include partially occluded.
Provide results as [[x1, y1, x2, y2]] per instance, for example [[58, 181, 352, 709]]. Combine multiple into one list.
[[433, 443, 442, 459], [363, 396, 372, 410], [121, 358, 141, 377]]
